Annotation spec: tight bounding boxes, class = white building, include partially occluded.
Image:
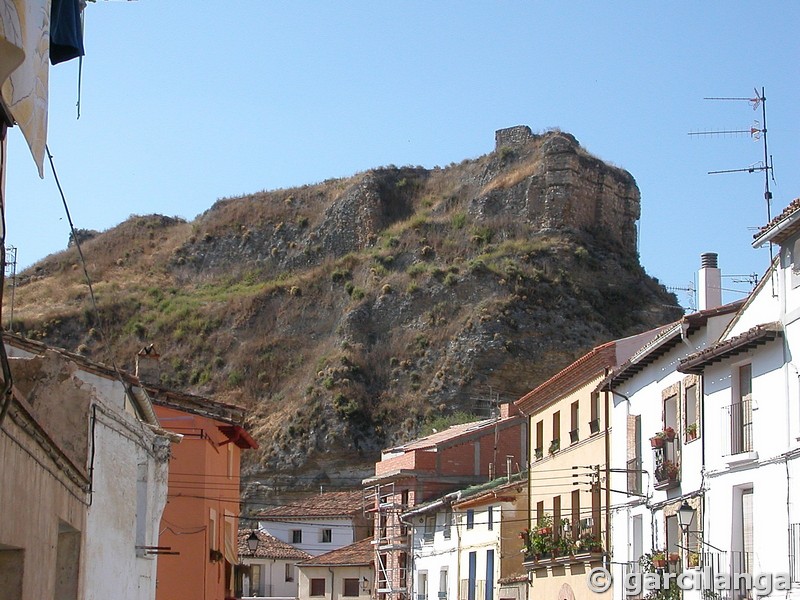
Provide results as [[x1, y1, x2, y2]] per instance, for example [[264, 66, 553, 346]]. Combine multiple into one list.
[[402, 493, 460, 600], [297, 537, 374, 600], [256, 490, 371, 558], [674, 200, 800, 600], [402, 475, 528, 600], [601, 255, 741, 600], [4, 334, 177, 600], [238, 528, 313, 599]]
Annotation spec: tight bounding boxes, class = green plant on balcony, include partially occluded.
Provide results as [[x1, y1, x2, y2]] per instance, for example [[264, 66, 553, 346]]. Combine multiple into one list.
[[553, 534, 575, 557], [639, 552, 681, 600], [548, 438, 560, 456], [524, 515, 555, 560], [686, 422, 698, 440], [576, 533, 602, 553], [651, 551, 666, 568], [688, 552, 700, 568], [655, 460, 679, 482]]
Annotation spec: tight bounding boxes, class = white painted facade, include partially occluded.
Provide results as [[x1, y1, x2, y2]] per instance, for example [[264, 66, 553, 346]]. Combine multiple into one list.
[[404, 500, 459, 600], [82, 378, 172, 600], [3, 339, 174, 600], [605, 302, 738, 600], [604, 210, 800, 600], [258, 517, 358, 557], [242, 556, 303, 599], [690, 218, 800, 599], [455, 503, 502, 600]]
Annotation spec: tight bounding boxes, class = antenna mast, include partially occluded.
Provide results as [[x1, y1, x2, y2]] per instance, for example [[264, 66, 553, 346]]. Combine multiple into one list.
[[688, 87, 776, 288]]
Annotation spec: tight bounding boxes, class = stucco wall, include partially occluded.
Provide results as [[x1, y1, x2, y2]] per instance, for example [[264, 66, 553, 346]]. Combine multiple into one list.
[[0, 401, 87, 600]]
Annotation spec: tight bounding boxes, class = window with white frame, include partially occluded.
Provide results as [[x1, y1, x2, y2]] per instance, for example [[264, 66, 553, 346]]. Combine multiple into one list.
[[320, 528, 332, 543], [418, 571, 428, 600]]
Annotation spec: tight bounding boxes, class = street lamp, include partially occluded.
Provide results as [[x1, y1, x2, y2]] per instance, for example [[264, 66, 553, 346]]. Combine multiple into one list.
[[247, 531, 260, 553], [676, 501, 694, 533]]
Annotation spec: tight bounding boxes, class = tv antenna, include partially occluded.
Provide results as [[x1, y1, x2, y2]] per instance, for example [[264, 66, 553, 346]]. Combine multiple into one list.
[[688, 87, 775, 222], [666, 282, 695, 312], [688, 87, 776, 293]]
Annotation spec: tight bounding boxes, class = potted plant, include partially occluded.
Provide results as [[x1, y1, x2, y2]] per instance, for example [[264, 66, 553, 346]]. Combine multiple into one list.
[[665, 460, 679, 479], [656, 460, 679, 482], [688, 552, 700, 568], [652, 551, 666, 568], [554, 535, 575, 558], [668, 551, 680, 563], [686, 422, 698, 440], [576, 533, 602, 553], [662, 426, 676, 441], [535, 515, 553, 536], [549, 438, 560, 456], [650, 432, 665, 448]]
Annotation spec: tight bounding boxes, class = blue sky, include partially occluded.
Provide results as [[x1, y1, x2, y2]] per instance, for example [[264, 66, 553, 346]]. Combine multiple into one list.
[[4, 2, 799, 310]]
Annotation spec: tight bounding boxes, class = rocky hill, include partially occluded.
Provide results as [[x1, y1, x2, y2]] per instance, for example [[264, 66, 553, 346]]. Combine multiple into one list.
[[3, 126, 682, 502]]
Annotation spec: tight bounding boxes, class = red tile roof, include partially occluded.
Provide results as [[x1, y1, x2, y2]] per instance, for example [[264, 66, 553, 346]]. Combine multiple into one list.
[[238, 529, 312, 560], [515, 342, 617, 413], [389, 418, 495, 452], [678, 322, 782, 374], [300, 537, 374, 566], [256, 490, 364, 518], [752, 198, 800, 246]]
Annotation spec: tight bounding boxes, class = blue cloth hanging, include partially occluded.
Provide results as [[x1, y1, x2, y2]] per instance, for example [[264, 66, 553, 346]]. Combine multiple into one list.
[[50, 0, 84, 65]]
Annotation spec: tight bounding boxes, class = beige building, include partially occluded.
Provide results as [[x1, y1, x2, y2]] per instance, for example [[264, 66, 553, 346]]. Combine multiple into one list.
[[0, 380, 88, 599], [515, 332, 662, 600]]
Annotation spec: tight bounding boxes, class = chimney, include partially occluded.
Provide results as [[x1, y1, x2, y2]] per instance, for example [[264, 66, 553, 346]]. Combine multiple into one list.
[[136, 344, 161, 384], [698, 252, 722, 310]]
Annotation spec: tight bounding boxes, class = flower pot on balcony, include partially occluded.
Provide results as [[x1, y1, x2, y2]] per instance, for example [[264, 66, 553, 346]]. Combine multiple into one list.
[[663, 427, 676, 441], [668, 552, 680, 563], [650, 436, 664, 448]]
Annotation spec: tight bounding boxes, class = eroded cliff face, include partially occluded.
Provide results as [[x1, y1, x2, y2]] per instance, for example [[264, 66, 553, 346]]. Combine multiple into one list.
[[484, 127, 639, 255], [6, 128, 681, 502]]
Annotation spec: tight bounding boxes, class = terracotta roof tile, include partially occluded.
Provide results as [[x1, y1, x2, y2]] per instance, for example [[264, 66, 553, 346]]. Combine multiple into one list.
[[300, 537, 374, 566], [238, 529, 312, 560], [678, 322, 782, 374], [515, 342, 617, 413], [256, 490, 364, 518], [753, 198, 800, 246]]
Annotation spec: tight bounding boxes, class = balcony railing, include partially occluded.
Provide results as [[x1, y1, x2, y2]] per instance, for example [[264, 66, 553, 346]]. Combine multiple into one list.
[[699, 550, 755, 600], [651, 439, 679, 490], [722, 398, 753, 456]]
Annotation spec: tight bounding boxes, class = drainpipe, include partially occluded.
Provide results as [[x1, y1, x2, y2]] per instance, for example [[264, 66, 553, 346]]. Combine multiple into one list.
[[329, 567, 336, 600]]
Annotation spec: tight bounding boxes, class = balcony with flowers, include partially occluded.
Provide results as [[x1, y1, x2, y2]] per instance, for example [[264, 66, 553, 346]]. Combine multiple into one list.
[[521, 516, 603, 570], [650, 427, 680, 490]]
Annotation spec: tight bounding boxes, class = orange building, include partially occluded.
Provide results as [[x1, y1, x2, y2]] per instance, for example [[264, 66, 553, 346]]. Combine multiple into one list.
[[135, 347, 258, 600]]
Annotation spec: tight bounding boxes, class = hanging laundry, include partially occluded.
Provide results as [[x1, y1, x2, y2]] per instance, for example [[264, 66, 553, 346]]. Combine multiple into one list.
[[50, 0, 84, 65], [0, 0, 50, 177]]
